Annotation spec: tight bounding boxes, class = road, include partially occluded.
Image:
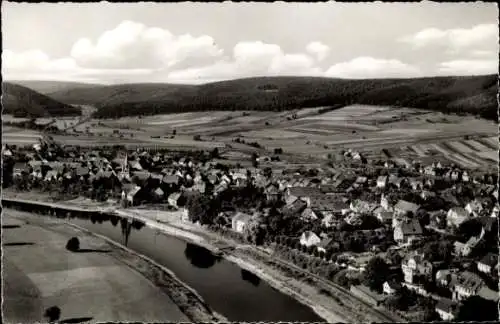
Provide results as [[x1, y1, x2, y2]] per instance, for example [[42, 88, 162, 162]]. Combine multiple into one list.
[[2, 210, 189, 324]]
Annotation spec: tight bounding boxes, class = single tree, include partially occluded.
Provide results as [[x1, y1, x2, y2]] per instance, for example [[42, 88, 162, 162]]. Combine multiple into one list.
[[456, 296, 498, 322], [363, 256, 389, 292], [44, 306, 61, 323], [66, 237, 80, 252]]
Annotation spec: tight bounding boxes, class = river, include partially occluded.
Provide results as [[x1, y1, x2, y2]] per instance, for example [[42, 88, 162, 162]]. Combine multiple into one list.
[[8, 204, 324, 322]]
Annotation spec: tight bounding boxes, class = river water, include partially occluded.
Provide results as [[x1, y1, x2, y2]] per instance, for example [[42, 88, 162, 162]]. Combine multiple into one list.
[[36, 211, 325, 322]]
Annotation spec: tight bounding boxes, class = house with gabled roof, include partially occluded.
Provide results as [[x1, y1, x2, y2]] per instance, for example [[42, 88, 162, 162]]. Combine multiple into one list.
[[477, 253, 498, 274], [452, 271, 485, 301], [232, 212, 252, 233], [168, 192, 184, 208], [265, 183, 280, 201], [128, 160, 143, 171], [13, 162, 30, 177], [383, 280, 402, 295], [316, 237, 333, 253], [300, 231, 321, 247], [153, 187, 165, 200], [435, 298, 459, 321], [122, 184, 142, 206], [373, 206, 393, 224], [393, 218, 423, 245], [401, 251, 433, 284], [301, 208, 318, 221]]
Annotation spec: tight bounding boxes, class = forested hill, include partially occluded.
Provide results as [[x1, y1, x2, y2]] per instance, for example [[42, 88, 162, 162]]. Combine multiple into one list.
[[23, 74, 498, 121], [9, 80, 101, 95], [91, 75, 497, 121], [2, 82, 81, 117]]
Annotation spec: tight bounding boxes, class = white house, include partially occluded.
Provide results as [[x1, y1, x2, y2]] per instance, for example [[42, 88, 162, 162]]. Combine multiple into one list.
[[231, 212, 252, 233], [376, 176, 388, 189], [401, 252, 433, 284], [380, 194, 392, 211], [447, 207, 469, 228], [300, 231, 321, 247], [126, 186, 142, 205], [461, 171, 470, 182], [491, 205, 499, 218], [382, 281, 401, 295], [168, 192, 182, 208], [477, 253, 498, 274], [301, 208, 318, 221]]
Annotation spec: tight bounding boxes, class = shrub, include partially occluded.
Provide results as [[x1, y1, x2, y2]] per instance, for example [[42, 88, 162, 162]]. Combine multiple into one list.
[[66, 237, 80, 252], [44, 306, 61, 322]]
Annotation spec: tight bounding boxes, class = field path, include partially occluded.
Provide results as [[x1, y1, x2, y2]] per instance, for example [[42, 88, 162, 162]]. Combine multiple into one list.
[[2, 210, 189, 324]]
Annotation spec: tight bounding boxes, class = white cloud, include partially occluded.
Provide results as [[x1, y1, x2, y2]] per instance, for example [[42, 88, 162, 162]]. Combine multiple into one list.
[[438, 59, 498, 76], [469, 49, 497, 58], [324, 57, 421, 79], [70, 20, 223, 70], [306, 41, 330, 61], [7, 20, 493, 84], [2, 49, 50, 70], [400, 24, 498, 52], [168, 41, 322, 82]]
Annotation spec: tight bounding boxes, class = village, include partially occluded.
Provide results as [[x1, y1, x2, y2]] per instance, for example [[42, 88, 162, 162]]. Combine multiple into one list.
[[2, 139, 499, 322]]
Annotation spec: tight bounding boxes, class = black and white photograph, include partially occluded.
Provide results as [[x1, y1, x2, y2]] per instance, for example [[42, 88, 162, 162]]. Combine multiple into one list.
[[1, 1, 499, 323]]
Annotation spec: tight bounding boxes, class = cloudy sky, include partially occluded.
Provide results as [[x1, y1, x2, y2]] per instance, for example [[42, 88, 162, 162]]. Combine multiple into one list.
[[2, 1, 498, 84]]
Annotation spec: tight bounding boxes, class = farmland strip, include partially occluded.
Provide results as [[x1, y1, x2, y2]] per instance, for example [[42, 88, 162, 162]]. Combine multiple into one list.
[[477, 137, 497, 150], [447, 141, 474, 153], [459, 140, 482, 152], [465, 140, 491, 152], [451, 152, 481, 168]]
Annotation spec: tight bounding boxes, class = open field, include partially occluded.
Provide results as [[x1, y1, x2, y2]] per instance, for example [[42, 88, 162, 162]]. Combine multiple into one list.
[[5, 104, 496, 170], [2, 210, 189, 324], [3, 128, 43, 146]]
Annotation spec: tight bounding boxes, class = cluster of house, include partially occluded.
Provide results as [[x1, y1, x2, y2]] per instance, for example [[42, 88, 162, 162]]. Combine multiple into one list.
[[395, 251, 499, 320], [4, 144, 498, 320]]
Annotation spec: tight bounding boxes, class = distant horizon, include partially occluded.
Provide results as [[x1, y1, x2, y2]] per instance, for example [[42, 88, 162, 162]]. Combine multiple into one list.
[[5, 72, 498, 87], [2, 2, 498, 84]]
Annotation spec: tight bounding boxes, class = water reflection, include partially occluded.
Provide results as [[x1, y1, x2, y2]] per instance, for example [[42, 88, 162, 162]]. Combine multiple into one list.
[[120, 218, 132, 246], [4, 200, 326, 322], [110, 215, 119, 227], [184, 243, 222, 269], [118, 217, 146, 246], [241, 269, 261, 287]]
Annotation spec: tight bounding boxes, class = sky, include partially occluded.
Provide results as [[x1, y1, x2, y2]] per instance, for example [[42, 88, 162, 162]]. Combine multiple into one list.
[[2, 1, 498, 84]]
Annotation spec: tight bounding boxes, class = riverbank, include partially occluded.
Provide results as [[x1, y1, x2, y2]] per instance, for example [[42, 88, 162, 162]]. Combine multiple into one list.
[[2, 210, 194, 323], [118, 207, 403, 323], [2, 195, 400, 322], [116, 208, 347, 322]]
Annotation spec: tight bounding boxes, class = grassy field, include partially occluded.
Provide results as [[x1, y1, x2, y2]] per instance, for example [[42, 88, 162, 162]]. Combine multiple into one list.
[[2, 210, 189, 323]]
